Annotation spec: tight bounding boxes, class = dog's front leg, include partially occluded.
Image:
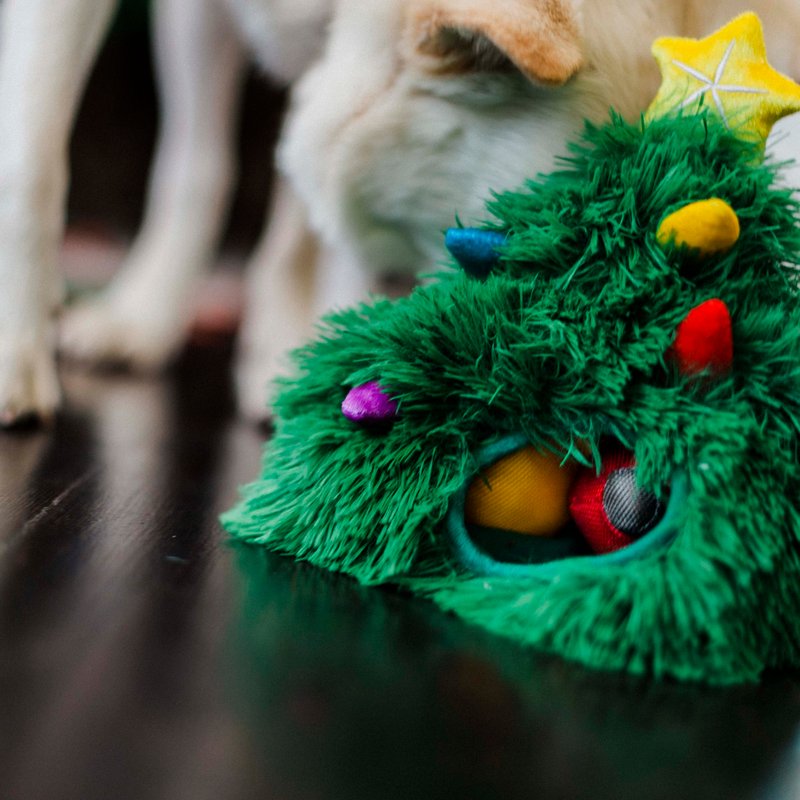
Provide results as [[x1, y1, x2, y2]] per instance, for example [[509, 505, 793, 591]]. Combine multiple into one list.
[[235, 176, 320, 421], [60, 0, 246, 370], [0, 0, 117, 424], [235, 171, 377, 421]]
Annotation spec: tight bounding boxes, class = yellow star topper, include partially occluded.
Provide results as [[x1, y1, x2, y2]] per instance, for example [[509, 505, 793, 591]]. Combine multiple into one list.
[[646, 12, 800, 147]]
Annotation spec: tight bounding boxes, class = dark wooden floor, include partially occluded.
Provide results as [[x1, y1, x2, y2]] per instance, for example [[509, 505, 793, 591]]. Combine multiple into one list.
[[1, 337, 800, 800]]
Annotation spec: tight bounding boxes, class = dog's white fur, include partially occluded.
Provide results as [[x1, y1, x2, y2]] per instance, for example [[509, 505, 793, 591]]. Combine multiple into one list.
[[0, 0, 797, 424]]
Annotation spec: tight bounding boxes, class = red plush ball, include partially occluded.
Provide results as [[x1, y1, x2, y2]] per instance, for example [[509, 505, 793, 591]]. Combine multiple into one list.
[[569, 447, 666, 554]]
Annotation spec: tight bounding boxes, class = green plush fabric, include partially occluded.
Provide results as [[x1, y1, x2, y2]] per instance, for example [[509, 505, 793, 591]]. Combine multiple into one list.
[[222, 113, 800, 684]]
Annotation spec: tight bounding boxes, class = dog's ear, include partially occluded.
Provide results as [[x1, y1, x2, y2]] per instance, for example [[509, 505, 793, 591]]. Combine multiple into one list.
[[405, 0, 583, 85]]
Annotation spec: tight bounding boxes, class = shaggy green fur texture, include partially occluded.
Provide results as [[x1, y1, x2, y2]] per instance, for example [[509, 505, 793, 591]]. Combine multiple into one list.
[[223, 113, 800, 684]]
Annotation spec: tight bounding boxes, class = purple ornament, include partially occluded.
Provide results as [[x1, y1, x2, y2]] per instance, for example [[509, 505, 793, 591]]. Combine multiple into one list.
[[342, 381, 398, 425]]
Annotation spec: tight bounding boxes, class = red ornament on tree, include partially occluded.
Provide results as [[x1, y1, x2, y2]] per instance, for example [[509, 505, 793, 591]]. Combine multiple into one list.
[[669, 298, 733, 376]]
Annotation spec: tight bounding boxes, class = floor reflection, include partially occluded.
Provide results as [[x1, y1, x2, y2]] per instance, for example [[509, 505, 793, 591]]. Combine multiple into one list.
[[0, 343, 269, 800], [758, 729, 800, 800], [228, 543, 800, 800]]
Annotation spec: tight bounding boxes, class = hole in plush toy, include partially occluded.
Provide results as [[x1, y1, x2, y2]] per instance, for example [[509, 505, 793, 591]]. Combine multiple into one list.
[[447, 434, 684, 578]]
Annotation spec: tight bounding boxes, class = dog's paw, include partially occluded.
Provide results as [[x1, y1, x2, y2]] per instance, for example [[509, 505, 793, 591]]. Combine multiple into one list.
[[59, 295, 185, 371], [0, 329, 61, 426]]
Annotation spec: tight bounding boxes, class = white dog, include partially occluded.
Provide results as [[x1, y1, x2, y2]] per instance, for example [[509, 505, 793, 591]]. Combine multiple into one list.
[[0, 0, 797, 425]]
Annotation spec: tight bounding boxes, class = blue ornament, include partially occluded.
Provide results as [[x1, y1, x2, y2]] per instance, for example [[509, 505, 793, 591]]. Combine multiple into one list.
[[444, 228, 507, 278]]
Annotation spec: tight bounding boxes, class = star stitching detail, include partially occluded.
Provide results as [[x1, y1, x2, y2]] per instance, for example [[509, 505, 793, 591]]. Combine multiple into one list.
[[672, 39, 767, 128]]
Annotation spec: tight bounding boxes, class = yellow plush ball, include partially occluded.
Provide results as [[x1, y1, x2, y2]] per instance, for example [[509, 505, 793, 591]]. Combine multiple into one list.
[[464, 446, 578, 536]]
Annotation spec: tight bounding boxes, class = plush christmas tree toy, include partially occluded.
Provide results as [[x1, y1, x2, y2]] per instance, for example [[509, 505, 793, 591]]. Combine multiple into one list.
[[223, 13, 800, 684]]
